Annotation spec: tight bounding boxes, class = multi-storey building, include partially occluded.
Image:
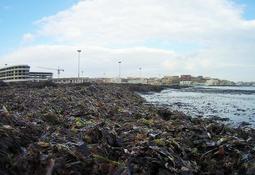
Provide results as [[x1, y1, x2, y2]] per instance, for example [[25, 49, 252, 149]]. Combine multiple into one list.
[[0, 65, 30, 82], [29, 72, 53, 81], [0, 65, 53, 82], [52, 77, 90, 84]]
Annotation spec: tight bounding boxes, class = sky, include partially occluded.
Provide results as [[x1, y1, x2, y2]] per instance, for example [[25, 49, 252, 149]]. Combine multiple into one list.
[[0, 0, 255, 81]]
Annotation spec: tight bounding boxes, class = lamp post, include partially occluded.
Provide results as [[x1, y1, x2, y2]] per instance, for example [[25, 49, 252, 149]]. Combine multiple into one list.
[[139, 67, 142, 78], [118, 61, 122, 78], [77, 50, 82, 78]]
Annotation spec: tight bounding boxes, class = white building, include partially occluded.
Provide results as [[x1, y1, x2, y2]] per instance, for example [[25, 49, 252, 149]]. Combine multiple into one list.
[[147, 78, 161, 85], [52, 77, 90, 84], [126, 78, 147, 84], [205, 79, 220, 86], [0, 65, 53, 82], [29, 72, 53, 81], [180, 81, 192, 86], [109, 78, 122, 84]]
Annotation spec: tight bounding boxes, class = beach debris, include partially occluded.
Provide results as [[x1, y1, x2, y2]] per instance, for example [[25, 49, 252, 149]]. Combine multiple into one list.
[[0, 82, 254, 174]]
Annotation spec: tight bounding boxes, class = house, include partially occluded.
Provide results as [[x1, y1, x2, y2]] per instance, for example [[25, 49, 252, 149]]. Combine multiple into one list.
[[161, 76, 180, 85], [180, 81, 192, 86], [126, 77, 147, 84], [205, 79, 220, 86]]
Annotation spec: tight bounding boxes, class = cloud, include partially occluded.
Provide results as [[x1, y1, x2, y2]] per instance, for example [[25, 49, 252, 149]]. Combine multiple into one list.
[[34, 0, 255, 45], [2, 44, 254, 81], [0, 45, 179, 78], [1, 0, 255, 81], [22, 33, 35, 43]]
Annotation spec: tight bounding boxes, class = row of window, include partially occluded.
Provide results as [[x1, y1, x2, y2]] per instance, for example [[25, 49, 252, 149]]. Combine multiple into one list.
[[0, 66, 30, 71], [0, 77, 28, 80], [0, 74, 29, 78], [0, 66, 53, 81]]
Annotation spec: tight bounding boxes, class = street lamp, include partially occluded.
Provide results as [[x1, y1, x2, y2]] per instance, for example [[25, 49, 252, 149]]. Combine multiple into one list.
[[139, 67, 142, 78], [77, 50, 82, 78], [118, 61, 122, 78]]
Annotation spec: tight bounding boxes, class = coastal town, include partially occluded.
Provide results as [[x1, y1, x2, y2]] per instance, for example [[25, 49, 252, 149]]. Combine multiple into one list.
[[1, 1, 255, 174], [1, 64, 254, 86], [53, 75, 238, 86]]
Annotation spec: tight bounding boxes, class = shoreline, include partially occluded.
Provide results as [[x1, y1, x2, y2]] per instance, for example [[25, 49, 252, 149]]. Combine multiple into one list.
[[0, 82, 255, 174], [141, 86, 255, 128]]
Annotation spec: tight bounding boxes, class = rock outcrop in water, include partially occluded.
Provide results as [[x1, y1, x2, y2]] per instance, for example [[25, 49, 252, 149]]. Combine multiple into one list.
[[0, 83, 255, 175]]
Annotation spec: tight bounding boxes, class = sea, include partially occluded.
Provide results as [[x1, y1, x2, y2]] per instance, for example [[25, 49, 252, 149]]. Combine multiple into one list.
[[141, 86, 255, 127]]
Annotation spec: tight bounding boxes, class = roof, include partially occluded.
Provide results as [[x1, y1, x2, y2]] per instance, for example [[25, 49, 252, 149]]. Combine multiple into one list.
[[0, 65, 30, 70]]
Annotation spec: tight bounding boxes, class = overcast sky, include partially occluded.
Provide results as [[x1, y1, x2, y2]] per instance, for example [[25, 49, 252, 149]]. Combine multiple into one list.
[[0, 0, 255, 81]]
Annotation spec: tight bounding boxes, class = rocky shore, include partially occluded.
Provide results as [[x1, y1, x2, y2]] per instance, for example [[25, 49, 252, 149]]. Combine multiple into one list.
[[0, 82, 255, 175]]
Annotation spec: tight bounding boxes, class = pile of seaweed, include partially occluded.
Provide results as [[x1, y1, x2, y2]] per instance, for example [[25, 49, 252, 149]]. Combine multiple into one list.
[[0, 83, 255, 175]]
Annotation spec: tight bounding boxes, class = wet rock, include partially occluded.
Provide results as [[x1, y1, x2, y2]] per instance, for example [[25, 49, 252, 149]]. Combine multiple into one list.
[[237, 108, 246, 112], [239, 121, 251, 127], [157, 108, 173, 121], [210, 116, 230, 122]]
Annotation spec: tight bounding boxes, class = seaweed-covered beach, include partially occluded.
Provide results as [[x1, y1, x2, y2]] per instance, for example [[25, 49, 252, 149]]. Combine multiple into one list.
[[0, 82, 255, 175]]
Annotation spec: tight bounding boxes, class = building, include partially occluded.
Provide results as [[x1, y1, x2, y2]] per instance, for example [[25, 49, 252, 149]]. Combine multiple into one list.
[[147, 78, 161, 85], [0, 65, 53, 82], [126, 77, 147, 84], [52, 77, 90, 84], [180, 75, 192, 81], [161, 76, 180, 85], [109, 78, 122, 84], [218, 80, 235, 86], [93, 78, 113, 84], [205, 79, 220, 86], [29, 72, 53, 81], [191, 76, 206, 83], [180, 81, 192, 86], [0, 65, 30, 82]]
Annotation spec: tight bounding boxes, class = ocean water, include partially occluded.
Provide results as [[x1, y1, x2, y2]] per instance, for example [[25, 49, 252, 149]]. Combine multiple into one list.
[[141, 86, 255, 126]]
